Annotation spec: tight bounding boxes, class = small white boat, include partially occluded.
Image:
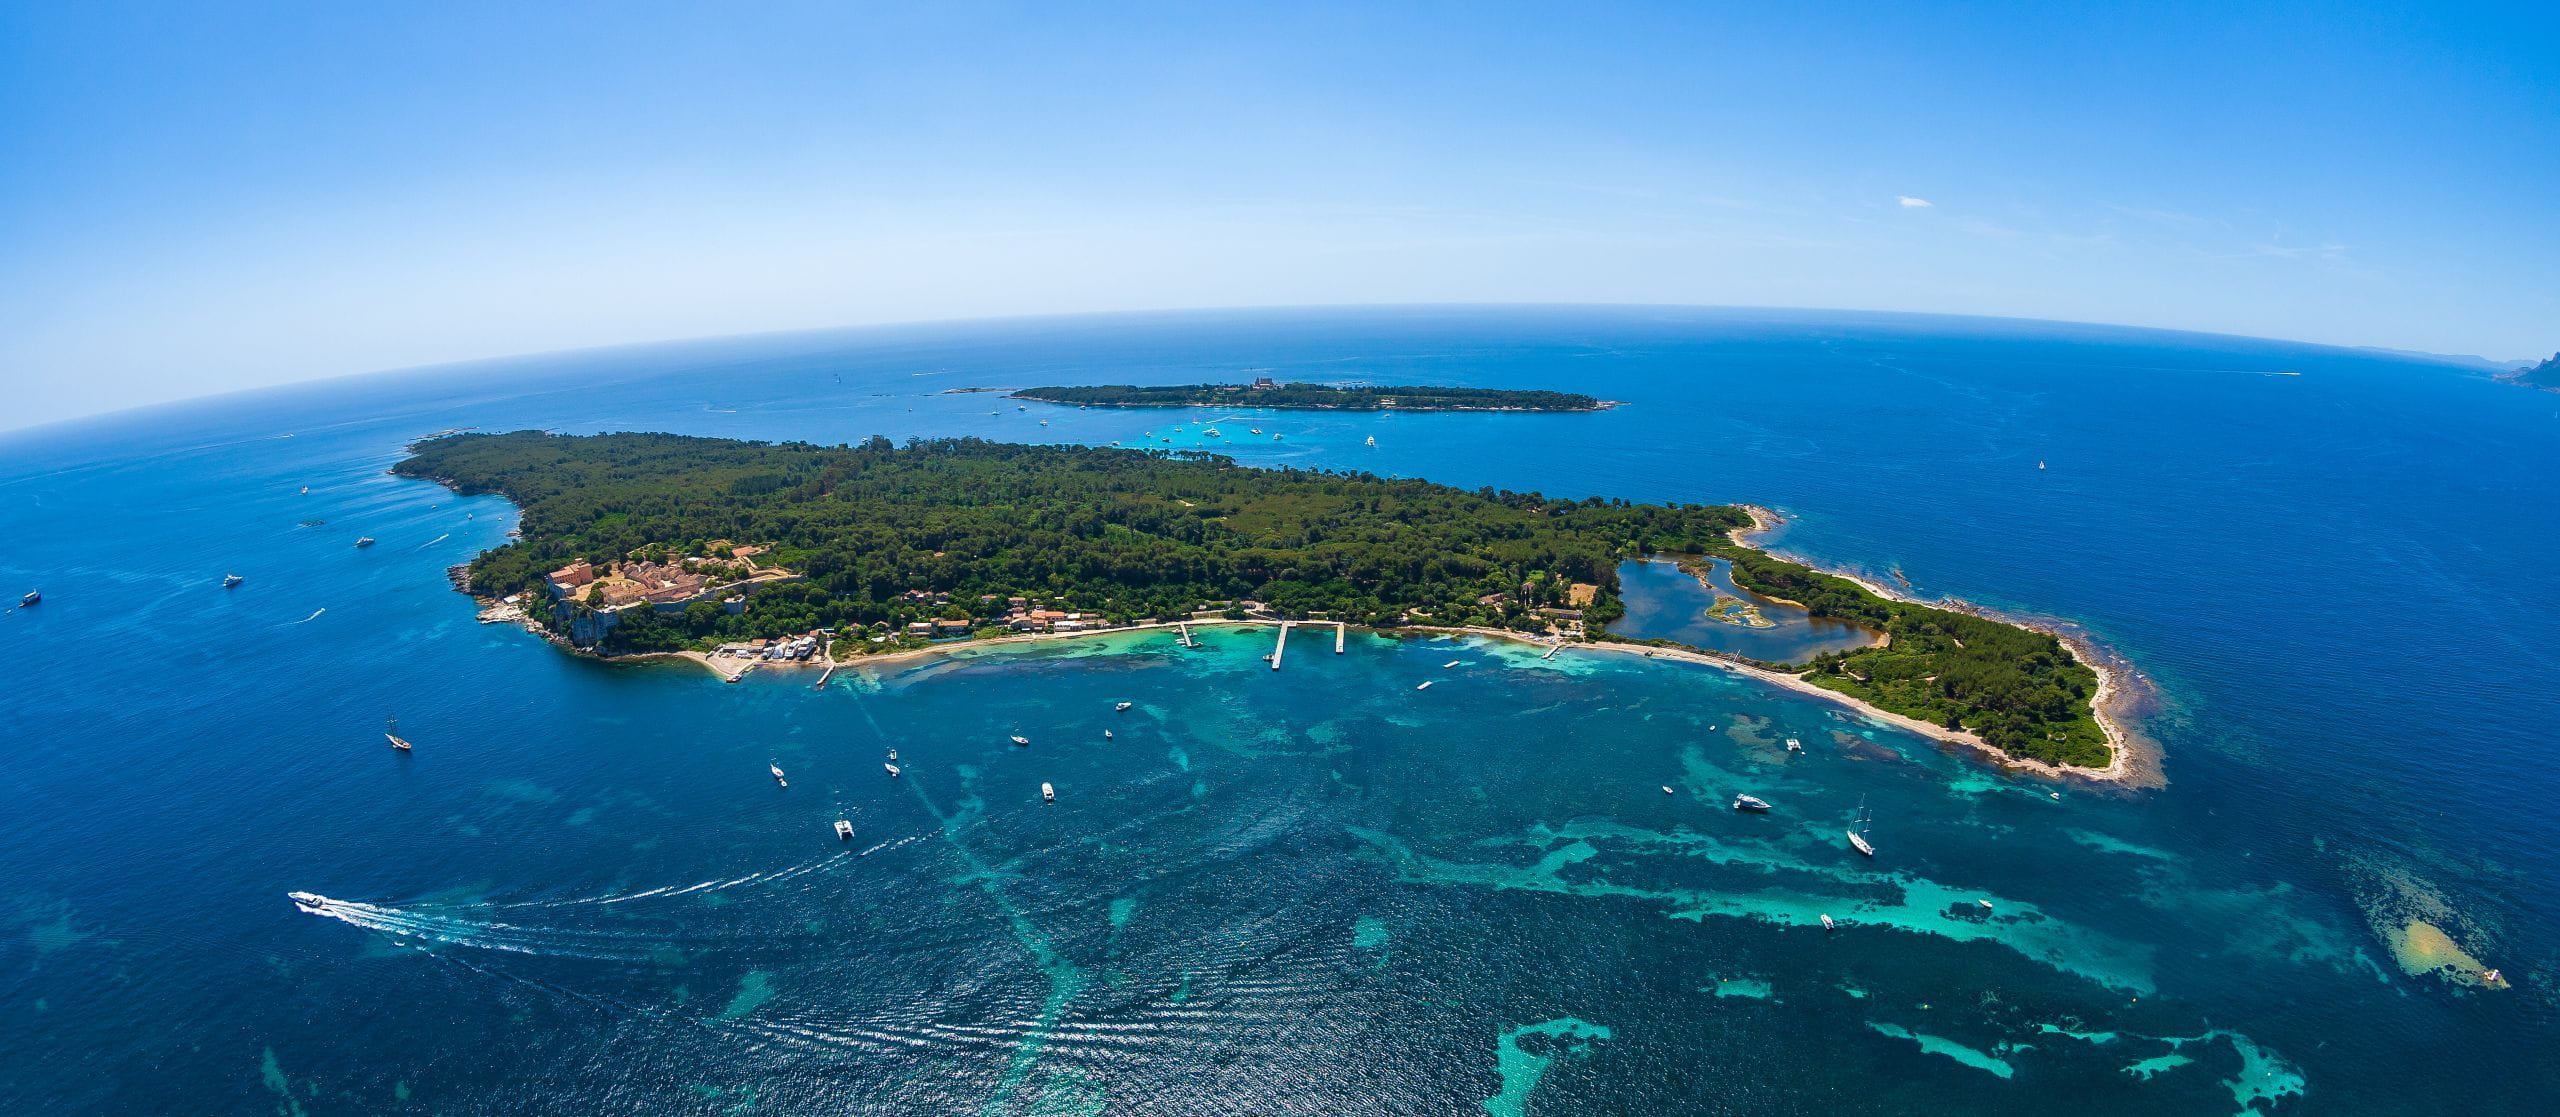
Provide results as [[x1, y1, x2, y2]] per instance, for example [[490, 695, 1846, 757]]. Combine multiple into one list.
[[1103, 729, 1115, 739], [299, 486, 308, 495], [1977, 899, 1994, 911], [1442, 660, 1461, 669], [289, 891, 328, 914], [770, 763, 788, 788], [1115, 701, 1133, 712], [1784, 738, 1802, 752], [834, 820, 855, 840], [354, 536, 375, 548], [1010, 735, 1031, 746], [1365, 435, 1377, 447], [1041, 782, 1055, 804], [385, 715, 413, 752], [17, 590, 37, 607], [1249, 428, 1262, 435], [1821, 913, 1836, 930], [886, 748, 898, 761], [222, 573, 244, 588], [1661, 786, 1675, 795], [1733, 795, 1772, 812], [884, 763, 901, 778], [1415, 680, 1434, 691]]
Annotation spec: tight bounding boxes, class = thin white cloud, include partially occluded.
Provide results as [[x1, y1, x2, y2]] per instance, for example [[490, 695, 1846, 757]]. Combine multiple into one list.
[[1896, 195, 1934, 208]]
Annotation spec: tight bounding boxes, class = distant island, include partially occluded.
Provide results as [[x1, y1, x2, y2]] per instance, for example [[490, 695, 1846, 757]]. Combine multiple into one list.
[[1008, 380, 1611, 412], [2500, 352, 2560, 392], [395, 431, 2121, 773]]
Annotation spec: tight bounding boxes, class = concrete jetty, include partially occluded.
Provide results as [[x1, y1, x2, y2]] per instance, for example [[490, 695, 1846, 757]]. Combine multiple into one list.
[[1334, 622, 1347, 653], [1177, 622, 1199, 648], [1542, 639, 1563, 661], [1271, 621, 1293, 670]]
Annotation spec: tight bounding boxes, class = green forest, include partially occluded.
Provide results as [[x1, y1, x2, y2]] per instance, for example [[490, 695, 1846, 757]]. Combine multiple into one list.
[[395, 430, 2111, 768], [1008, 383, 1606, 411]]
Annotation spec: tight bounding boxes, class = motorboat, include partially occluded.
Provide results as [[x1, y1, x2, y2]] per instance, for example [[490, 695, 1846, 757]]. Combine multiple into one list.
[[222, 574, 244, 588], [884, 763, 901, 778], [1115, 701, 1133, 712], [354, 536, 376, 548], [834, 820, 855, 840], [1041, 782, 1055, 804], [1733, 795, 1772, 812], [289, 892, 328, 914], [1821, 913, 1836, 931], [1442, 660, 1461, 668], [770, 763, 788, 787], [1415, 680, 1434, 690], [1661, 786, 1675, 795], [886, 748, 898, 761], [1010, 735, 1031, 746], [18, 590, 37, 607], [1103, 729, 1115, 739]]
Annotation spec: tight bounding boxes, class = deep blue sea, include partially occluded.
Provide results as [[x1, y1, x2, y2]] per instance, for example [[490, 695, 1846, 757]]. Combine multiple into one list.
[[2, 307, 2553, 1114]]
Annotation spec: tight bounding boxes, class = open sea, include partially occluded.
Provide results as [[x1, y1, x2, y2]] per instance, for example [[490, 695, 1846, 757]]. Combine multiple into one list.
[[1, 306, 2553, 1113]]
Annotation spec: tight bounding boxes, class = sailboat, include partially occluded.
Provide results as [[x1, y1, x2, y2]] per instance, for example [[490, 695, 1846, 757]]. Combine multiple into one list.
[[1846, 795, 1875, 856], [385, 716, 413, 751], [769, 762, 788, 788]]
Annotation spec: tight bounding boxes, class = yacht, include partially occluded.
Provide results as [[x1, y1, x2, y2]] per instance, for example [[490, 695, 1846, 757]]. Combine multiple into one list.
[[1784, 737, 1802, 752], [289, 891, 329, 914], [1010, 735, 1031, 746], [385, 716, 413, 751], [1442, 660, 1461, 668], [770, 763, 788, 788], [20, 590, 39, 607], [223, 574, 244, 588], [1733, 794, 1772, 812], [1115, 701, 1133, 712], [1846, 796, 1875, 856], [1041, 782, 1056, 804], [354, 536, 375, 548], [834, 820, 855, 840], [883, 763, 900, 778]]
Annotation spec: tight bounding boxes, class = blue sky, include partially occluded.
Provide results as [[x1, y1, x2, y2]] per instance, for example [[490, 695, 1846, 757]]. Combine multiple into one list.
[[3, 1, 2554, 427]]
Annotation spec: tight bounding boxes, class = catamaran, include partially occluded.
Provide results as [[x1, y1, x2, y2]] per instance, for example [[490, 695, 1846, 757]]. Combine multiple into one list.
[[1733, 794, 1772, 812], [1784, 737, 1802, 752], [835, 820, 855, 840], [1846, 796, 1875, 856], [385, 716, 413, 751]]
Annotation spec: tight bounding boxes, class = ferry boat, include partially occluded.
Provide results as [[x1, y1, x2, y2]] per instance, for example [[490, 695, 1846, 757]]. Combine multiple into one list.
[[1733, 795, 1772, 812], [883, 763, 900, 778], [289, 891, 329, 914], [835, 820, 855, 840], [1009, 735, 1031, 746], [354, 536, 376, 548], [223, 574, 244, 588], [1415, 680, 1434, 690], [19, 590, 39, 607], [1115, 701, 1133, 712], [769, 763, 788, 787], [1846, 796, 1875, 856], [1041, 782, 1056, 803], [385, 716, 413, 751]]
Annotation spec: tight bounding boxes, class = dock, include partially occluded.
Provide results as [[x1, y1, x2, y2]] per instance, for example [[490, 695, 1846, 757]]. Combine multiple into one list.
[[812, 659, 835, 690], [1542, 639, 1563, 661], [1334, 622, 1347, 654], [1177, 622, 1199, 648], [1271, 621, 1293, 670]]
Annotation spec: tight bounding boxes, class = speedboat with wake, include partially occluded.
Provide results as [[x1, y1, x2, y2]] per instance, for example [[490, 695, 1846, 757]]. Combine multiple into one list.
[[289, 891, 329, 915]]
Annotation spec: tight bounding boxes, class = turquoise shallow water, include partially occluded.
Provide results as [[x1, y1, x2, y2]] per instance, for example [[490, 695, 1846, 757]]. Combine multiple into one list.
[[1, 307, 2554, 1112]]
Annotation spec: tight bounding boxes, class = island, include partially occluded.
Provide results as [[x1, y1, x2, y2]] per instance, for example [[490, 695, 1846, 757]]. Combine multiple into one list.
[[2499, 352, 2559, 393], [394, 431, 2124, 773], [1006, 380, 1609, 411]]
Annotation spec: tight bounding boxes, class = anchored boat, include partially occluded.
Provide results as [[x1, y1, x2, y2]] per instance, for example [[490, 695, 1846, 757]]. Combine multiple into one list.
[[1010, 735, 1031, 746], [18, 590, 38, 607], [835, 820, 855, 840], [1041, 782, 1055, 804], [354, 536, 375, 548], [1733, 795, 1772, 812], [770, 763, 788, 788], [884, 763, 900, 778], [222, 574, 244, 588], [385, 716, 413, 751], [1846, 796, 1875, 856], [1115, 701, 1133, 712]]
